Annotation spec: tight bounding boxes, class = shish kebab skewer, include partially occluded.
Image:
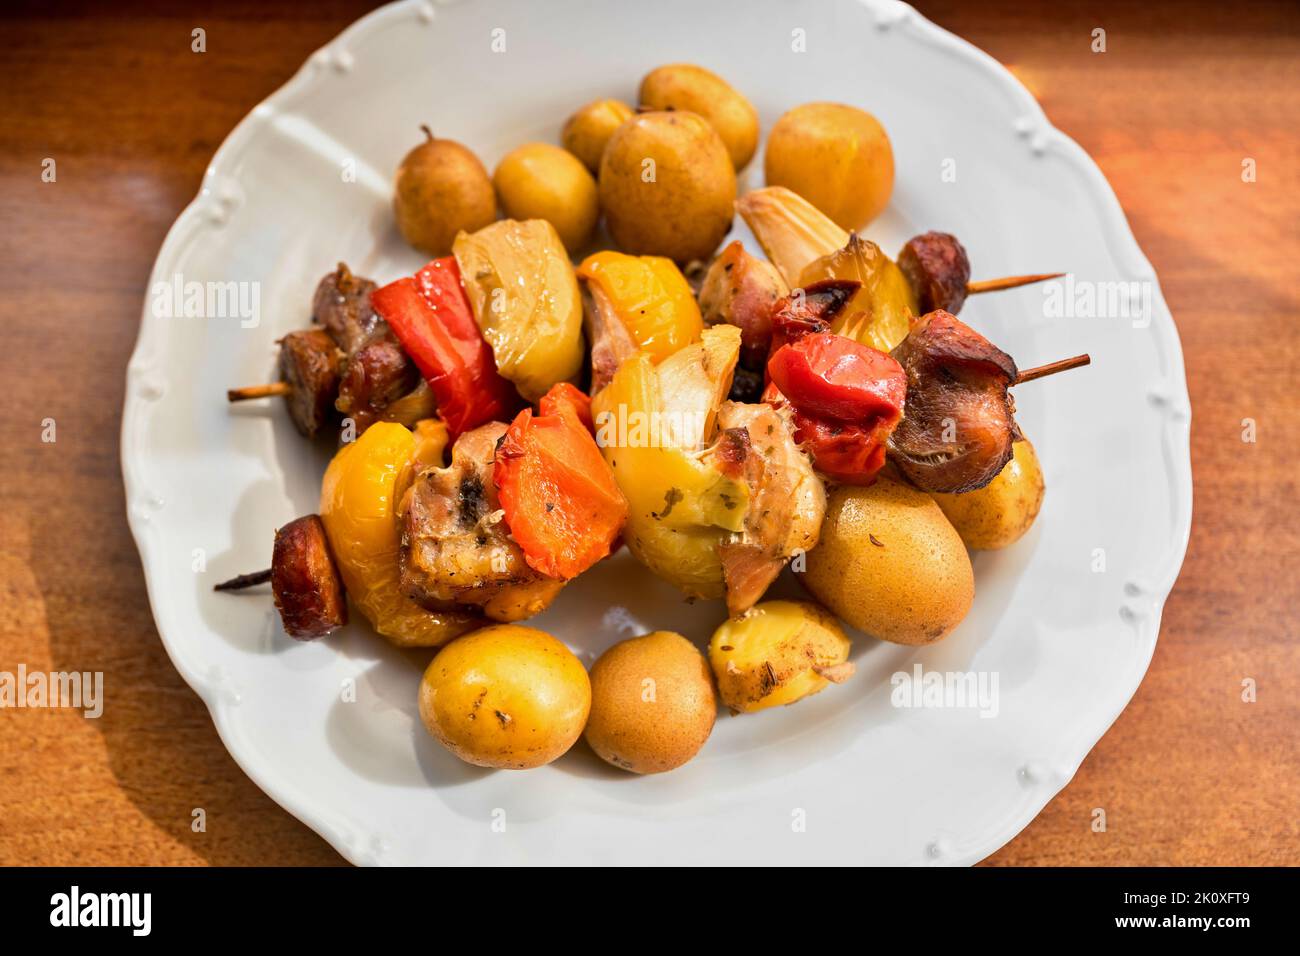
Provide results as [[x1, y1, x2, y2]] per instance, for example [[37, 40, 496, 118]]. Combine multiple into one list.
[[761, 279, 1088, 494], [226, 263, 431, 438]]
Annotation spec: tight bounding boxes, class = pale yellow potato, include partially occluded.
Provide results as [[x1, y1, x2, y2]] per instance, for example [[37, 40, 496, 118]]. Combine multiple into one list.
[[418, 625, 591, 770], [804, 476, 973, 645], [393, 128, 496, 256], [708, 600, 852, 713], [585, 631, 716, 774], [764, 102, 894, 230], [639, 63, 759, 169], [599, 110, 736, 263], [932, 440, 1045, 550], [493, 142, 599, 253], [561, 98, 635, 173]]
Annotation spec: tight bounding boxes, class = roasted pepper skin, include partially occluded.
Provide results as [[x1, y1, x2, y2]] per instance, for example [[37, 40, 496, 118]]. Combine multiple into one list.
[[370, 257, 518, 438]]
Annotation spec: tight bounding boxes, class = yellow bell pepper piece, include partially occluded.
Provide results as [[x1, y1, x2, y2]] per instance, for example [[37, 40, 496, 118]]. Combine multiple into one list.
[[577, 251, 703, 362], [319, 422, 478, 647]]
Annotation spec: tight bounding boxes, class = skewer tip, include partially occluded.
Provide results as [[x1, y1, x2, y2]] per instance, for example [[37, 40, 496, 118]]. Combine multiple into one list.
[[1014, 353, 1091, 385]]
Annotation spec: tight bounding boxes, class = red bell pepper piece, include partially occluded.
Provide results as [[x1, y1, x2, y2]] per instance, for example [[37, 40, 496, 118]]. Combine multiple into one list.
[[765, 331, 906, 485], [370, 257, 517, 436], [495, 384, 628, 580]]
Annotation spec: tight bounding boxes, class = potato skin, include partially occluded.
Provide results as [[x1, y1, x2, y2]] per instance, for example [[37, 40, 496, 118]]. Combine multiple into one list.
[[639, 63, 759, 169], [393, 132, 496, 256], [585, 631, 716, 774], [804, 476, 973, 645], [562, 98, 635, 173], [709, 600, 852, 713], [418, 625, 591, 770], [493, 142, 599, 253], [932, 440, 1045, 550], [599, 110, 736, 263], [764, 102, 894, 230]]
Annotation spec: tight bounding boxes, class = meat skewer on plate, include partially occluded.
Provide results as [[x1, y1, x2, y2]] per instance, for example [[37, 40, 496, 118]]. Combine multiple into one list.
[[760, 278, 1088, 494], [226, 263, 430, 438]]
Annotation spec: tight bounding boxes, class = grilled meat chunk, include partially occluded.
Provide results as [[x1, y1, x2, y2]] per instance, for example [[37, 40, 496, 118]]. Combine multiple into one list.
[[698, 240, 789, 371], [887, 310, 1020, 494], [277, 328, 343, 438], [312, 262, 381, 355], [335, 330, 421, 433], [271, 514, 347, 639], [898, 232, 971, 316], [712, 401, 826, 616], [399, 423, 563, 622], [312, 262, 423, 433], [583, 283, 639, 394]]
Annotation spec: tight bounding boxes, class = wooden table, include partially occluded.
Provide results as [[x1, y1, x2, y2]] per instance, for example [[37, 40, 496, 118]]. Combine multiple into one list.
[[1, 0, 1295, 866]]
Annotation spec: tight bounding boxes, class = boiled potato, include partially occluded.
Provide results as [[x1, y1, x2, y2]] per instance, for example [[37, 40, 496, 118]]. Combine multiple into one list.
[[493, 142, 599, 253], [393, 127, 496, 256], [804, 476, 973, 645], [418, 625, 591, 770], [585, 631, 716, 773], [709, 600, 852, 713], [599, 110, 736, 263], [639, 63, 759, 169], [764, 102, 894, 230], [932, 440, 1045, 550], [562, 98, 635, 173]]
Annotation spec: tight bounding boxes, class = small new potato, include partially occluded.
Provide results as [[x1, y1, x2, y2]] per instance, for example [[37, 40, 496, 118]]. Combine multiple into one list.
[[932, 440, 1045, 550], [639, 63, 759, 169], [709, 600, 853, 713], [585, 631, 717, 774], [493, 142, 599, 253], [804, 476, 973, 645], [599, 110, 736, 263], [764, 102, 894, 230], [418, 625, 591, 770], [393, 127, 497, 256], [561, 98, 635, 173]]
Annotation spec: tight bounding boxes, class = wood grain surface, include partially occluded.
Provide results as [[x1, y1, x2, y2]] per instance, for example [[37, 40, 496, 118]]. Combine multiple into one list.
[[0, 0, 1296, 866]]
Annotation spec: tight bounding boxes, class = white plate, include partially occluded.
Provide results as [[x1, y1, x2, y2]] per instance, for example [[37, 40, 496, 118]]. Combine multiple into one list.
[[122, 0, 1192, 865]]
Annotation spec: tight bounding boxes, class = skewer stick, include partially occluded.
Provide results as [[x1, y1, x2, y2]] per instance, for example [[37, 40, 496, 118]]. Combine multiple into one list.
[[227, 382, 292, 402], [1014, 353, 1090, 385], [214, 568, 272, 591], [967, 272, 1065, 295]]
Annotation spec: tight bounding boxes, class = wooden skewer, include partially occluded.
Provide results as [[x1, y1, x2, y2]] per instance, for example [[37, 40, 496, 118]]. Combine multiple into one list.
[[1014, 353, 1090, 385], [228, 382, 291, 402], [967, 272, 1065, 295], [214, 568, 272, 591]]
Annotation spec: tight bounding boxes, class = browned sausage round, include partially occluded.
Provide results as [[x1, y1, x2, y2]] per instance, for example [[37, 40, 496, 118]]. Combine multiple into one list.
[[898, 232, 971, 315], [271, 515, 347, 639]]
